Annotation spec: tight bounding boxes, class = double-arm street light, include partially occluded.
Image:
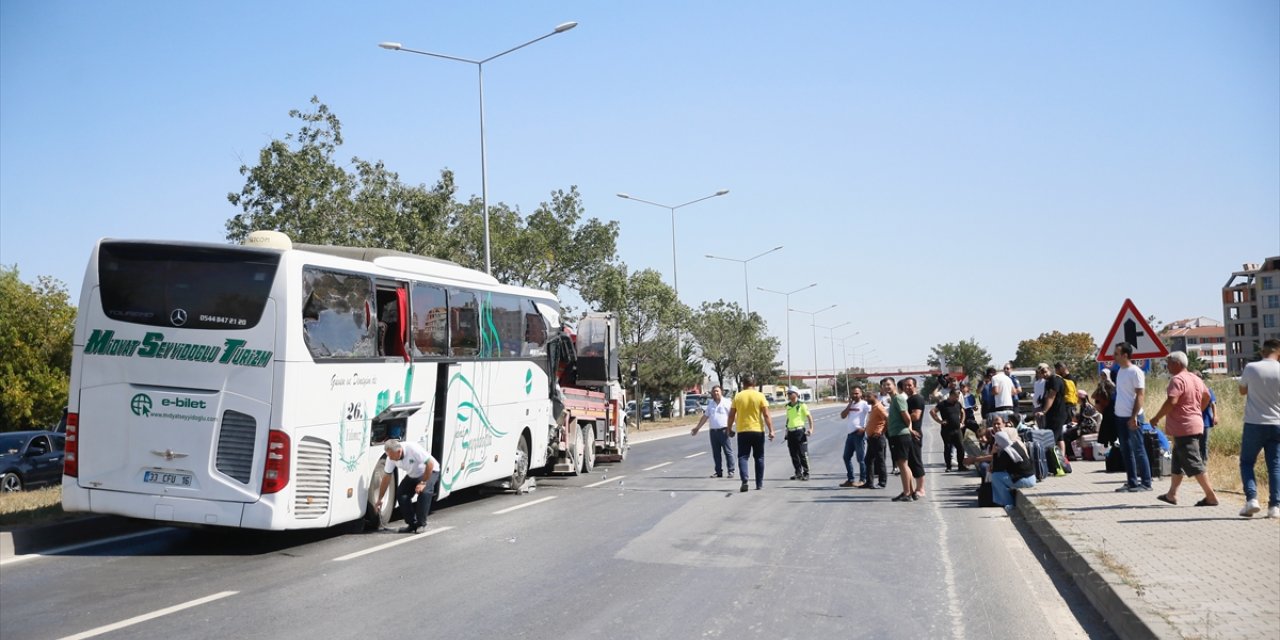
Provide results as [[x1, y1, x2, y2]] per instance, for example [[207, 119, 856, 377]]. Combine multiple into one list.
[[704, 245, 783, 314], [616, 190, 730, 301], [758, 283, 817, 388], [790, 304, 837, 397], [379, 21, 578, 275]]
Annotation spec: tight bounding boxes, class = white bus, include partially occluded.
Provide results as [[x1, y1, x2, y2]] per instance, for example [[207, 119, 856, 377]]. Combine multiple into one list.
[[62, 232, 560, 530]]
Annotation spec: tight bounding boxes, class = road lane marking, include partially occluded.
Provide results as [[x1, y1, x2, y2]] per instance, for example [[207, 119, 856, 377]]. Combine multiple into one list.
[[584, 475, 625, 488], [57, 590, 238, 640], [684, 451, 707, 459], [331, 526, 453, 562], [1, 528, 172, 567], [492, 496, 557, 515], [642, 462, 672, 471]]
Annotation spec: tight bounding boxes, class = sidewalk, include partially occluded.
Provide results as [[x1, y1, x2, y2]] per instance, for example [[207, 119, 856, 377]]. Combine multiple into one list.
[[1015, 458, 1280, 640]]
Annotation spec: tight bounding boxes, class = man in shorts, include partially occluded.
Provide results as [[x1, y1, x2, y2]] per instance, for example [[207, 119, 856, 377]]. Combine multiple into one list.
[[902, 377, 928, 497], [1034, 362, 1070, 470], [883, 377, 920, 501], [1150, 352, 1219, 507]]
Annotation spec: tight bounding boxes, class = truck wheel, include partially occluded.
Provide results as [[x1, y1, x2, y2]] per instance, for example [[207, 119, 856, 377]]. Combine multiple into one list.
[[581, 425, 596, 474], [363, 463, 395, 531], [510, 435, 530, 490], [618, 427, 629, 462]]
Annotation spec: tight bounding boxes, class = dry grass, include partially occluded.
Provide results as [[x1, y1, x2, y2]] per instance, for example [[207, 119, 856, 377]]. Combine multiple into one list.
[[1142, 376, 1268, 497], [0, 486, 68, 528], [1095, 547, 1145, 596]]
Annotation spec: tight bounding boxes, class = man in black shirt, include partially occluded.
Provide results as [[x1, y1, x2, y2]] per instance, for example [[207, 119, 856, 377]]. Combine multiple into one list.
[[1034, 362, 1070, 469], [930, 387, 968, 472], [901, 377, 927, 498]]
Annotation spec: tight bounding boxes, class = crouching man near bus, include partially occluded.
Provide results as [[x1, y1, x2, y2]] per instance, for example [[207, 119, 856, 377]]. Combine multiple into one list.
[[375, 439, 439, 534]]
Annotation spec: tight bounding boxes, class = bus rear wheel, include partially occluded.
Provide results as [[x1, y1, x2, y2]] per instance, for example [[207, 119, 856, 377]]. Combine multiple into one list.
[[363, 463, 395, 531]]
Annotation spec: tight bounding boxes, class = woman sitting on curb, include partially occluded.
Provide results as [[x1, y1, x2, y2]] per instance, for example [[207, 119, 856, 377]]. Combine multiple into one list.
[[965, 415, 1038, 511]]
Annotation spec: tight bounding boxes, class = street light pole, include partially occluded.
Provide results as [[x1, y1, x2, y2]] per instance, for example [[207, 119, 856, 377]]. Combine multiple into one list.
[[817, 323, 851, 398], [705, 245, 784, 314], [616, 190, 730, 302], [378, 21, 578, 275], [758, 283, 817, 388], [790, 305, 836, 398]]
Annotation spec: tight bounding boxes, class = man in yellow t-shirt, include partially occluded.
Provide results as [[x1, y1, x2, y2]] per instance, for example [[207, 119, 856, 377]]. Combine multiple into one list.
[[728, 375, 775, 492]]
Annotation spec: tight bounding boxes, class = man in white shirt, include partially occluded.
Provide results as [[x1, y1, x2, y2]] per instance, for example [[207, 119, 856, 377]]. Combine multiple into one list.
[[1113, 342, 1152, 493], [991, 367, 1016, 419], [691, 385, 735, 478], [1238, 338, 1280, 518], [839, 387, 871, 487], [375, 438, 439, 533]]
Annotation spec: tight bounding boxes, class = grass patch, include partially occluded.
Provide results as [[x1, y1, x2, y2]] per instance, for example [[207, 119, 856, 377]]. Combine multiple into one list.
[[0, 486, 70, 529], [1095, 547, 1145, 597]]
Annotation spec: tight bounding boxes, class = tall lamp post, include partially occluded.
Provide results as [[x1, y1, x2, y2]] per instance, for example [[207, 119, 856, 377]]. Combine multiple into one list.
[[379, 21, 578, 275], [841, 340, 869, 397], [617, 189, 729, 416], [817, 324, 852, 398], [705, 245, 783, 314], [790, 305, 837, 398], [758, 283, 817, 388]]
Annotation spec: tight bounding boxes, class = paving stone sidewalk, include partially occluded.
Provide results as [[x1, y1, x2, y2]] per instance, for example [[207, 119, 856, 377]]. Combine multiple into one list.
[[1016, 458, 1280, 640]]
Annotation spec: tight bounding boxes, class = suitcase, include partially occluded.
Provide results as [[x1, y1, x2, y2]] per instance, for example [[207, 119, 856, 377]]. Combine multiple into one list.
[[1143, 431, 1167, 478], [1105, 446, 1125, 472], [978, 480, 998, 507], [1028, 441, 1049, 481], [1028, 428, 1056, 453]]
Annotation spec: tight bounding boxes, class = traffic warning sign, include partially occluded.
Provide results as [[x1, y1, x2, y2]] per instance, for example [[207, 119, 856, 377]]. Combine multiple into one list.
[[1096, 299, 1168, 362]]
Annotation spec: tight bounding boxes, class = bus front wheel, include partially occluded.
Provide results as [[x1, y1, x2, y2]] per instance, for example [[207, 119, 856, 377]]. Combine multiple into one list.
[[510, 435, 530, 491]]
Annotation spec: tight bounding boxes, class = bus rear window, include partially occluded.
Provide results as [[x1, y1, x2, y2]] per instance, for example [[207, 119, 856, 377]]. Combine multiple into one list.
[[98, 242, 279, 330]]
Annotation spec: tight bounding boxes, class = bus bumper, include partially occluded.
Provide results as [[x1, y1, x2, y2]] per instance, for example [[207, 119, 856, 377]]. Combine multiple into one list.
[[84, 489, 247, 527]]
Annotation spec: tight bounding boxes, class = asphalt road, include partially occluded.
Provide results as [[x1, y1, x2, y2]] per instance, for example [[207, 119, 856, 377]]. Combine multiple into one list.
[[0, 405, 1115, 640]]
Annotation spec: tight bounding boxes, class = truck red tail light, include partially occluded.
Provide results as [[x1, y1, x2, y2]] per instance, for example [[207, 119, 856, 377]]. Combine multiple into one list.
[[64, 413, 79, 478], [261, 430, 290, 494]]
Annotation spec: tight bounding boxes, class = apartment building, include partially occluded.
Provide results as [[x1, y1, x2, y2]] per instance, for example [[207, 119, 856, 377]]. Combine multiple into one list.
[[1222, 256, 1280, 375], [1162, 317, 1227, 375]]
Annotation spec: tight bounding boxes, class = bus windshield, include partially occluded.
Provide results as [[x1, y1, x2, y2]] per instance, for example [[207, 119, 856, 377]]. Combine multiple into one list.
[[98, 242, 280, 330]]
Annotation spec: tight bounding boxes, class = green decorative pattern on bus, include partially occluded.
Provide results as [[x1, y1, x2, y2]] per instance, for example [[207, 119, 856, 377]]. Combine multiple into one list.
[[525, 368, 533, 395], [441, 371, 507, 491], [478, 293, 501, 358]]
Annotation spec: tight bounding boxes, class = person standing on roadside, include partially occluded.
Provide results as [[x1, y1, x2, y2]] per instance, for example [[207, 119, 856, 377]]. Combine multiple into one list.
[[840, 387, 870, 487], [784, 387, 815, 480], [1095, 368, 1119, 448], [930, 387, 967, 472], [862, 388, 890, 488], [1237, 338, 1280, 518], [979, 369, 997, 421], [691, 385, 735, 478], [1150, 352, 1218, 507], [1005, 363, 1023, 409], [883, 377, 918, 501], [1056, 362, 1080, 422], [727, 375, 776, 493], [1113, 342, 1152, 493], [991, 366, 1017, 421], [902, 377, 928, 498], [1198, 372, 1217, 463], [960, 381, 979, 429], [1034, 362, 1070, 469], [374, 438, 439, 534]]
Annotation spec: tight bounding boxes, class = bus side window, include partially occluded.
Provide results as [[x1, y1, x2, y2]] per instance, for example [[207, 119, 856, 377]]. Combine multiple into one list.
[[523, 301, 548, 357], [450, 290, 479, 357], [301, 267, 377, 359], [375, 285, 408, 360], [411, 283, 448, 357]]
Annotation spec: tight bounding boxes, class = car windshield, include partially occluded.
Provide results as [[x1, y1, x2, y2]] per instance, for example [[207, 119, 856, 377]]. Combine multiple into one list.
[[0, 434, 29, 455]]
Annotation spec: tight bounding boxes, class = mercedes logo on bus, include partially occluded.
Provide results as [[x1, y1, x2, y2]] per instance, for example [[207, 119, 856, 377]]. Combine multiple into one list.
[[170, 308, 188, 326]]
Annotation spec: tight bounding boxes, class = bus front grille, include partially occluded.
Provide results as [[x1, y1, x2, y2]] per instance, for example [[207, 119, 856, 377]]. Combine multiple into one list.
[[216, 411, 257, 484], [294, 437, 332, 519]]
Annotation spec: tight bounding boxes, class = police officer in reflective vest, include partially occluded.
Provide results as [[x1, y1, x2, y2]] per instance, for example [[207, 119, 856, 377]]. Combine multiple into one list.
[[785, 387, 815, 480]]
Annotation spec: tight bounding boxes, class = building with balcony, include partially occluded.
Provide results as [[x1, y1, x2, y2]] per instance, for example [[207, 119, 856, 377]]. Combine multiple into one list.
[[1161, 317, 1227, 375], [1222, 257, 1280, 375]]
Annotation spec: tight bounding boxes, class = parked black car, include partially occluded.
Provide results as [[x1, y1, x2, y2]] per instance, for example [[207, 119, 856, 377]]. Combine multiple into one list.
[[0, 431, 66, 492]]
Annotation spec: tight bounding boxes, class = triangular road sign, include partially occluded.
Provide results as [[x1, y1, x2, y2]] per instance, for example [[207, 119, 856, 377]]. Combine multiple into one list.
[[1096, 299, 1168, 361]]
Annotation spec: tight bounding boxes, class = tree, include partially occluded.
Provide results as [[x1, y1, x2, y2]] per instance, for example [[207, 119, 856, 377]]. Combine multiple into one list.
[[925, 338, 993, 390], [688, 300, 766, 387], [0, 267, 76, 431], [735, 331, 783, 388], [1013, 331, 1097, 376], [228, 98, 620, 305], [1185, 350, 1210, 376]]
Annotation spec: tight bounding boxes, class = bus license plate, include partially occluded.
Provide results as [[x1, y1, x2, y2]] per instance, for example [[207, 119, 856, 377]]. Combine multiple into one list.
[[144, 470, 193, 487]]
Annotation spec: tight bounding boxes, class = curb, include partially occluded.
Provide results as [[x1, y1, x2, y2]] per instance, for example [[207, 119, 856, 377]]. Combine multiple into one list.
[[0, 515, 156, 562], [1014, 493, 1180, 640]]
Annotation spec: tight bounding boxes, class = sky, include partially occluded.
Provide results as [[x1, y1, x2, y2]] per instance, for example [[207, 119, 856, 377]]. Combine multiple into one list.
[[2, 1, 1278, 374]]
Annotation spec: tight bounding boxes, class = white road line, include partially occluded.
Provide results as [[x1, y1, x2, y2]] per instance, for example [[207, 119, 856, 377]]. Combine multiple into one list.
[[57, 590, 238, 640], [492, 495, 557, 515], [331, 526, 452, 562], [642, 461, 673, 471], [584, 475, 625, 488], [0, 528, 172, 567], [684, 451, 707, 459]]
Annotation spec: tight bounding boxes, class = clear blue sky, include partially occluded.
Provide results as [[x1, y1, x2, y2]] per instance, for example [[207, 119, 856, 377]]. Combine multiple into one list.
[[3, 1, 1278, 372]]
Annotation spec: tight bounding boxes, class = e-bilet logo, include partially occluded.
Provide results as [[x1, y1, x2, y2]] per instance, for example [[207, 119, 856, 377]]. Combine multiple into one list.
[[162, 397, 207, 409], [131, 394, 153, 416]]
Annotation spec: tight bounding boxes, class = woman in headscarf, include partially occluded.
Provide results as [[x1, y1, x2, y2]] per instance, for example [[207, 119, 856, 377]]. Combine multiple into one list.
[[965, 414, 1037, 509]]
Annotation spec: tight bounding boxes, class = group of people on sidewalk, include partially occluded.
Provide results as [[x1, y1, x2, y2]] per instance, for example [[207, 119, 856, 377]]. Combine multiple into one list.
[[690, 339, 1280, 519]]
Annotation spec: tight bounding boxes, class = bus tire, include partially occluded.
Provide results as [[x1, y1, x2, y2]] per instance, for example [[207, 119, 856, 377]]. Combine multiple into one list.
[[364, 463, 395, 531], [581, 425, 595, 474], [510, 433, 530, 490]]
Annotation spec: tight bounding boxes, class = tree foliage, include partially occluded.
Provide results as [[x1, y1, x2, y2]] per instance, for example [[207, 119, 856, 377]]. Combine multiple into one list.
[[1013, 331, 1097, 376], [925, 338, 993, 388], [688, 300, 772, 387], [0, 267, 75, 431], [227, 97, 619, 303]]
